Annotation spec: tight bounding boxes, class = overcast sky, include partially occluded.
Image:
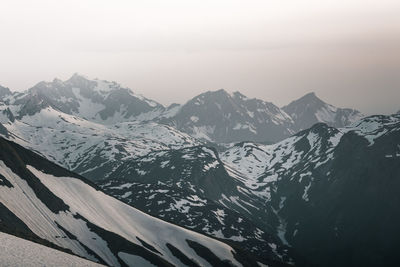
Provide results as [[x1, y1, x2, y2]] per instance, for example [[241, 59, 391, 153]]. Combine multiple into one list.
[[0, 0, 399, 114]]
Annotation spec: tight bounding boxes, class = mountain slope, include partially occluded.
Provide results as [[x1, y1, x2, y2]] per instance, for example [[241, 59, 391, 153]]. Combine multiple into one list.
[[0, 105, 200, 181], [99, 145, 291, 265], [222, 114, 400, 267], [282, 92, 363, 131], [0, 232, 104, 267], [161, 90, 294, 143], [272, 115, 400, 267], [0, 137, 265, 267]]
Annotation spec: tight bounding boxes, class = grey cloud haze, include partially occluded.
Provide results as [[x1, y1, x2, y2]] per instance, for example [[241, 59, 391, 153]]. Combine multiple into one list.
[[0, 0, 399, 114]]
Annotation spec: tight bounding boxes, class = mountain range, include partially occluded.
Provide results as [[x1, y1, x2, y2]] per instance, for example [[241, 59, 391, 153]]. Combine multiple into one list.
[[0, 74, 363, 143], [0, 74, 399, 267]]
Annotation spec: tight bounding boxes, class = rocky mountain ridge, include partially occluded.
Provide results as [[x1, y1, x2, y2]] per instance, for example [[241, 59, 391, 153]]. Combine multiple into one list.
[[0, 74, 363, 143]]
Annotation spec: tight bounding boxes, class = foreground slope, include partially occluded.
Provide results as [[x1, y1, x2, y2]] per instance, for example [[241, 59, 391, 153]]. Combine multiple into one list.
[[0, 232, 104, 267], [0, 137, 265, 267]]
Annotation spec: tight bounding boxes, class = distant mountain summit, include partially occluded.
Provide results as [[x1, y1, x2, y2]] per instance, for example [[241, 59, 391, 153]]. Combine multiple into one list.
[[0, 75, 364, 144], [161, 90, 363, 143], [162, 89, 294, 143], [0, 85, 11, 99], [282, 92, 363, 131], [5, 74, 163, 123]]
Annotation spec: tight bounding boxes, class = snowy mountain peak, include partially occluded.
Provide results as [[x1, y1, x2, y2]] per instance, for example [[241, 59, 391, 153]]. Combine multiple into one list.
[[28, 74, 160, 106], [284, 92, 327, 112], [52, 77, 63, 83], [5, 75, 163, 123], [66, 74, 128, 95], [160, 89, 363, 143], [68, 72, 89, 80], [231, 91, 249, 100], [216, 88, 228, 93], [300, 91, 317, 99], [0, 85, 11, 99], [191, 89, 230, 103], [283, 92, 363, 131], [165, 89, 294, 143]]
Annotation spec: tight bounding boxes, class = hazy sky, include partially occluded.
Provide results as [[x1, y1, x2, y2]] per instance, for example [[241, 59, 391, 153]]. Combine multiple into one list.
[[0, 0, 399, 114]]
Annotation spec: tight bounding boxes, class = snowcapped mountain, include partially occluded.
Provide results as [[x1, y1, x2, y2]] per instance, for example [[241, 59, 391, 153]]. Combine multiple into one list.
[[282, 92, 363, 132], [0, 76, 205, 182], [0, 76, 200, 181], [0, 80, 365, 183], [0, 105, 200, 181], [159, 90, 362, 144], [221, 114, 400, 267], [1, 77, 363, 146], [161, 89, 294, 143], [0, 85, 11, 99], [0, 136, 268, 267], [2, 74, 162, 124]]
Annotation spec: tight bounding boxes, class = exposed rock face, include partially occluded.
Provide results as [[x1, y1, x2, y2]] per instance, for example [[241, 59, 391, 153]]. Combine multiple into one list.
[[162, 89, 295, 143], [282, 92, 363, 132], [0, 86, 11, 98]]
